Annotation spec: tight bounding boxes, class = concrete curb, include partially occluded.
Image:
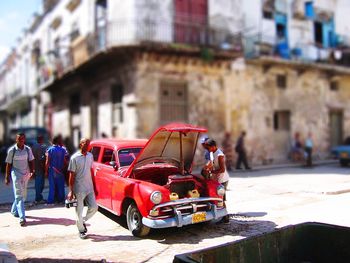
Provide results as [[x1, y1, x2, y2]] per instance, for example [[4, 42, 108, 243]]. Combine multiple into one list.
[[249, 160, 338, 172], [321, 189, 350, 195]]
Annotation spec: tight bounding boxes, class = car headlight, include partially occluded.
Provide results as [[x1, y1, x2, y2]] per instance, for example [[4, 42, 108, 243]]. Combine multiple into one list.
[[217, 185, 225, 197], [150, 191, 162, 204]]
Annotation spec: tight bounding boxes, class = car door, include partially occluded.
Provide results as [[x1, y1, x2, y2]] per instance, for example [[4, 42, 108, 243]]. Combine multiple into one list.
[[111, 147, 143, 214], [100, 147, 118, 210], [94, 147, 116, 210], [90, 145, 102, 200]]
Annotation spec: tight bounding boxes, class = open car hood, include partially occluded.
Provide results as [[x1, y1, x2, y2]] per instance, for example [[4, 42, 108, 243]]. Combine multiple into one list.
[[133, 123, 207, 173]]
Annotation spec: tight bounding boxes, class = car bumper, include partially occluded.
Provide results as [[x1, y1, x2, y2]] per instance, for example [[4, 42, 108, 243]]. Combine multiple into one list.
[[142, 205, 227, 229]]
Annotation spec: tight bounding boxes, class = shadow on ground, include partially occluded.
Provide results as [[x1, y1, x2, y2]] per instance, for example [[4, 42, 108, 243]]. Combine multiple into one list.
[[25, 215, 76, 226], [97, 206, 276, 245], [20, 259, 106, 263]]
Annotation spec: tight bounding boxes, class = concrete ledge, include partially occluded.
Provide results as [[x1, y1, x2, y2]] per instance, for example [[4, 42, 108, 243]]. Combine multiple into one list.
[[248, 159, 338, 172]]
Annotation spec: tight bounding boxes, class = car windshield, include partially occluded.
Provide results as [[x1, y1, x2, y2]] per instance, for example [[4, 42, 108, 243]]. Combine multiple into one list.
[[118, 148, 143, 167]]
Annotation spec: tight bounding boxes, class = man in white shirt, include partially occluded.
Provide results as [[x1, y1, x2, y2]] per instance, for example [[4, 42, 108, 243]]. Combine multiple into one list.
[[67, 138, 98, 239], [205, 138, 230, 223], [5, 133, 35, 226]]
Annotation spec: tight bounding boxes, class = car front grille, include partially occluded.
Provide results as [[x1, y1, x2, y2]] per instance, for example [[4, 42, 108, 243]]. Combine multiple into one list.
[[150, 201, 212, 219]]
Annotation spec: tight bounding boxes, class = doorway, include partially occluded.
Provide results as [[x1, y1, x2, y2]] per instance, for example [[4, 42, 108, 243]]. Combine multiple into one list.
[[91, 91, 99, 139], [329, 110, 343, 147]]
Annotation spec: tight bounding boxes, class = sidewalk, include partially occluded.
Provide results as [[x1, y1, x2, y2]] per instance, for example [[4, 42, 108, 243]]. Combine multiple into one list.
[[246, 158, 338, 172]]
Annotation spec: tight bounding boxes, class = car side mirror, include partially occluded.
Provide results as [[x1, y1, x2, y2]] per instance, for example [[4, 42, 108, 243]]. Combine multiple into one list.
[[109, 161, 118, 170]]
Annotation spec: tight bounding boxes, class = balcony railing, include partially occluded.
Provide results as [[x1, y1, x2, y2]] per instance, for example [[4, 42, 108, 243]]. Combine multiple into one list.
[[37, 18, 242, 90], [104, 19, 242, 51], [244, 33, 350, 67]]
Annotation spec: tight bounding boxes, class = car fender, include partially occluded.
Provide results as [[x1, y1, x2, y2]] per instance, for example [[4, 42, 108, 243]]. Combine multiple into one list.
[[122, 180, 170, 216]]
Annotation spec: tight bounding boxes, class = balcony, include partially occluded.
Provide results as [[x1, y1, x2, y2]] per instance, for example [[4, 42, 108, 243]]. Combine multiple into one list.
[[0, 96, 6, 111], [104, 19, 242, 53], [244, 33, 350, 69], [40, 18, 242, 90], [5, 87, 30, 114]]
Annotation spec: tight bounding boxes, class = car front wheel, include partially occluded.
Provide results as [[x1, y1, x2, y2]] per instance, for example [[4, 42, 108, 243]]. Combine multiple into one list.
[[340, 159, 349, 167], [126, 203, 150, 237]]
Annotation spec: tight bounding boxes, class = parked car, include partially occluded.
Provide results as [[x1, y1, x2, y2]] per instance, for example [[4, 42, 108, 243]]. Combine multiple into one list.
[[332, 137, 350, 166], [9, 126, 50, 147], [89, 123, 227, 237]]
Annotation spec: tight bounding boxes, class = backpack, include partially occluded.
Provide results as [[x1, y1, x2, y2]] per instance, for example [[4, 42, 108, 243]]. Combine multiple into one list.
[[11, 145, 30, 164]]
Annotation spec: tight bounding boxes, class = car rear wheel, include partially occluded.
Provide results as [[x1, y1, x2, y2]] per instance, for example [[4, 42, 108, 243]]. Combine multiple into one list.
[[340, 159, 349, 167], [126, 203, 150, 237]]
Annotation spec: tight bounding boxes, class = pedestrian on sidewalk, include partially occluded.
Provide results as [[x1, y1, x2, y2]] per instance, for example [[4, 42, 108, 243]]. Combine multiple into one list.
[[45, 135, 68, 205], [205, 138, 230, 223], [222, 131, 234, 171], [235, 131, 251, 170], [305, 132, 313, 167], [291, 132, 304, 162], [67, 138, 98, 239], [4, 133, 35, 226], [31, 135, 48, 204]]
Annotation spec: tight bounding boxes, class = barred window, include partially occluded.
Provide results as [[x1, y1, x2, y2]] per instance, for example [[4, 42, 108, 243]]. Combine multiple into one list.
[[274, 110, 290, 131], [159, 82, 188, 124], [276, 74, 287, 89]]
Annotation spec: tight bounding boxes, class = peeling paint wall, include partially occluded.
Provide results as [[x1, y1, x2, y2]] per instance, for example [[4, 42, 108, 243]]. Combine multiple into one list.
[[135, 53, 230, 139], [228, 60, 350, 164]]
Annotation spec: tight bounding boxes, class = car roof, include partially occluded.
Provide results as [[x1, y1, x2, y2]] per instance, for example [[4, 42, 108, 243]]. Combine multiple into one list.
[[90, 139, 147, 150]]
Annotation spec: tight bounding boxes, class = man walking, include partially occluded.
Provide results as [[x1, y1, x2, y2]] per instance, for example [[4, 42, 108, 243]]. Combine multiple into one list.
[[31, 135, 48, 204], [67, 138, 98, 239], [235, 131, 251, 170], [4, 133, 35, 226], [45, 135, 68, 205], [204, 138, 230, 223]]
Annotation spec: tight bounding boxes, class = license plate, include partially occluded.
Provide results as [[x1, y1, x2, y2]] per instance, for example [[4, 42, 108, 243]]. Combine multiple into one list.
[[192, 212, 206, 224], [341, 152, 348, 158]]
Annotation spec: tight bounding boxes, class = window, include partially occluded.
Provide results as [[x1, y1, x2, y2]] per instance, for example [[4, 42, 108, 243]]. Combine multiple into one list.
[[118, 148, 143, 167], [32, 40, 41, 68], [66, 0, 81, 12], [90, 147, 101, 161], [101, 148, 115, 164], [274, 111, 290, 131], [54, 37, 60, 58], [70, 22, 80, 42], [174, 0, 208, 44], [70, 93, 80, 114], [305, 1, 314, 19], [276, 24, 286, 39], [95, 0, 107, 49], [159, 82, 188, 124], [263, 10, 273, 19], [314, 21, 323, 46], [112, 84, 123, 124], [262, 0, 274, 19], [276, 74, 287, 89], [50, 16, 62, 30], [330, 81, 339, 91]]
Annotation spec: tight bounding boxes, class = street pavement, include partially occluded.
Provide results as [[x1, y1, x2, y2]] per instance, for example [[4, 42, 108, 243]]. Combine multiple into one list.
[[1, 160, 350, 262]]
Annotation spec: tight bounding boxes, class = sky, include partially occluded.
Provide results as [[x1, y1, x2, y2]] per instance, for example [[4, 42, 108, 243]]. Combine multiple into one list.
[[0, 0, 41, 63]]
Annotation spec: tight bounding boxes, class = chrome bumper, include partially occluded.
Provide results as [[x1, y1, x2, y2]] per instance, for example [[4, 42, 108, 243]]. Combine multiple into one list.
[[142, 204, 227, 229]]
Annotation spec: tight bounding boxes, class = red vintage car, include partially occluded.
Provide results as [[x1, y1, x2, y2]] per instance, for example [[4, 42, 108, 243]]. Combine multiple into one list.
[[89, 123, 227, 237]]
